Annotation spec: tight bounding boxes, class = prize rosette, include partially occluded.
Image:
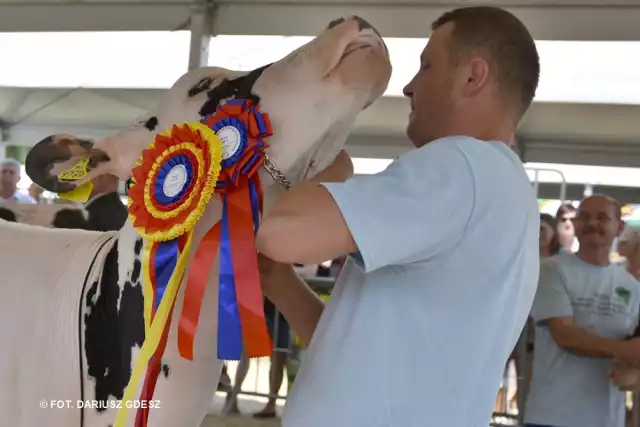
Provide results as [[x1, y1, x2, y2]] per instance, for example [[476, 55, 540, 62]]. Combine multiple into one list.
[[115, 100, 275, 427], [177, 98, 273, 363], [115, 121, 223, 427]]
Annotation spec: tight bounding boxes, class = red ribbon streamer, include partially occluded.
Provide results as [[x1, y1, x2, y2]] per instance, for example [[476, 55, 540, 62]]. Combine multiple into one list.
[[178, 225, 221, 360], [227, 178, 272, 358]]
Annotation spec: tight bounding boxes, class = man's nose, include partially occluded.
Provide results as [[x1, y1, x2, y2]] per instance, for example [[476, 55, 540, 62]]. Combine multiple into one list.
[[403, 83, 413, 99]]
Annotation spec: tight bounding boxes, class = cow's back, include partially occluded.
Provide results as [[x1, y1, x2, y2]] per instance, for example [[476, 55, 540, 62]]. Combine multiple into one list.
[[0, 221, 116, 427]]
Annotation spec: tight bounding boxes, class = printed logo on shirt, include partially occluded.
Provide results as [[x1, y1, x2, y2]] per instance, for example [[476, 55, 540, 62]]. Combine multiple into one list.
[[615, 286, 631, 306]]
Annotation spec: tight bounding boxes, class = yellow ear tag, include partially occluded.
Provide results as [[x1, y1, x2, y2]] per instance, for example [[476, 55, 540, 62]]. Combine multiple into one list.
[[57, 158, 94, 203]]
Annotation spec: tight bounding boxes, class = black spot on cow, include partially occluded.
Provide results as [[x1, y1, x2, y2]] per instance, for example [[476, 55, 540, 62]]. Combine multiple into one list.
[[84, 241, 145, 412], [144, 116, 158, 132], [131, 238, 143, 283], [353, 16, 379, 36], [199, 63, 272, 118], [162, 363, 170, 378], [188, 77, 214, 97], [327, 17, 345, 29], [327, 16, 381, 38], [86, 148, 111, 170]]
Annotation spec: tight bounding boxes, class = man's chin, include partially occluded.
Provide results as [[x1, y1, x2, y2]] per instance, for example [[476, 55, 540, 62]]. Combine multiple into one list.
[[580, 237, 608, 247]]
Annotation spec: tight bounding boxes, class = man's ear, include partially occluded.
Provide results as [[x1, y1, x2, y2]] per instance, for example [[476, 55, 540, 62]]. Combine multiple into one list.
[[461, 56, 490, 98], [25, 133, 114, 202]]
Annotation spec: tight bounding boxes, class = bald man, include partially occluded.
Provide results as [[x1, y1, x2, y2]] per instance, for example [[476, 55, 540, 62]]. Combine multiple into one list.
[[524, 195, 640, 427]]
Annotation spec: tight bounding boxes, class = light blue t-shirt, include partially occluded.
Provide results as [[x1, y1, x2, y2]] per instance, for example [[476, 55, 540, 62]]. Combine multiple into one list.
[[524, 253, 640, 427], [281, 136, 540, 427]]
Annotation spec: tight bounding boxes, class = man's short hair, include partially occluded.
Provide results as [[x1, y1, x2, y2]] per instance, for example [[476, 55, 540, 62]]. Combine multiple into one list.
[[432, 6, 540, 118], [0, 158, 22, 171], [580, 194, 622, 220]]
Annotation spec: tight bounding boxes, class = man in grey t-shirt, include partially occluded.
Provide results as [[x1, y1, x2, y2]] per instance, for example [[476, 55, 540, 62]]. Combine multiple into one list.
[[524, 195, 640, 427]]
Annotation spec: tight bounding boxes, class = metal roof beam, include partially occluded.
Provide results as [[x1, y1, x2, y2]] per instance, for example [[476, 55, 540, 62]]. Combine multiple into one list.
[[0, 2, 639, 40]]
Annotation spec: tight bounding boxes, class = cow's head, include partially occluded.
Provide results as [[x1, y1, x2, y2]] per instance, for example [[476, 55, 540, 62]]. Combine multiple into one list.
[[24, 16, 391, 214]]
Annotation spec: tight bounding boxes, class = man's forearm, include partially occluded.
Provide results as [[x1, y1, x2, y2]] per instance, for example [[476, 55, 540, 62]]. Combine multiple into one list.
[[261, 266, 325, 347], [553, 325, 626, 358]]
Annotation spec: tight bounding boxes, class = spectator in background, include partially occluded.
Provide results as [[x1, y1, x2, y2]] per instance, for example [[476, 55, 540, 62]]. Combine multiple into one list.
[[52, 208, 91, 230], [315, 260, 332, 277], [524, 195, 640, 427], [0, 159, 35, 204], [617, 224, 640, 267], [222, 298, 291, 419], [0, 207, 17, 222], [28, 183, 45, 204], [555, 203, 577, 252], [84, 174, 127, 231], [539, 213, 561, 258]]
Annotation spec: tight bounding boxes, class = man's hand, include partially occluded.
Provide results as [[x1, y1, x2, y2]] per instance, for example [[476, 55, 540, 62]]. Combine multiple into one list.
[[609, 358, 640, 391], [626, 239, 640, 279], [310, 150, 354, 184], [614, 338, 640, 368]]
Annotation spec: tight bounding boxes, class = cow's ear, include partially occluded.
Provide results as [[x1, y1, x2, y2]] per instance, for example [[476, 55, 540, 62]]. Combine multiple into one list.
[[25, 133, 114, 203]]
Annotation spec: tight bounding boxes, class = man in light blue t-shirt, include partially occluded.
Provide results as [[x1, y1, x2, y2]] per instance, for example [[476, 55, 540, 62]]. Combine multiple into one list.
[[524, 195, 640, 427], [256, 7, 541, 427]]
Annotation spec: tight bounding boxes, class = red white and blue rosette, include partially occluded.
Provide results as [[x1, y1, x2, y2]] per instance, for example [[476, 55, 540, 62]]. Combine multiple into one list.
[[178, 99, 274, 362]]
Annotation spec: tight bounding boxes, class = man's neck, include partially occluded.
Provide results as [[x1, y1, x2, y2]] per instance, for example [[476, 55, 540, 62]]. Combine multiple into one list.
[[0, 188, 15, 199], [540, 247, 553, 258], [444, 113, 516, 145], [576, 248, 611, 267]]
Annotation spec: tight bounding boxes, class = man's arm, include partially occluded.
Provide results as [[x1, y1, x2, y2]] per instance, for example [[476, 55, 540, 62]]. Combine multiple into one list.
[[258, 255, 324, 347], [257, 141, 475, 272], [534, 260, 633, 359], [256, 150, 356, 265], [546, 316, 628, 358]]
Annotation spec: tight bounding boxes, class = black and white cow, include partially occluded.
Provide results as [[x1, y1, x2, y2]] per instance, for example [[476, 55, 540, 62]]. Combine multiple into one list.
[[0, 16, 391, 427]]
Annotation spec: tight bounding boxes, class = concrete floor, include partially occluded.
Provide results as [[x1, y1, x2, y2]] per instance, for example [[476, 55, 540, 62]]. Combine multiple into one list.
[[202, 358, 286, 427], [201, 417, 279, 427], [202, 393, 283, 427]]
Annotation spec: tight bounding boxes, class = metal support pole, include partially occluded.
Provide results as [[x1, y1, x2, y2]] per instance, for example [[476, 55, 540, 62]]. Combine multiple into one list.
[[0, 120, 9, 161], [633, 392, 640, 427], [583, 184, 594, 198], [188, 0, 216, 71]]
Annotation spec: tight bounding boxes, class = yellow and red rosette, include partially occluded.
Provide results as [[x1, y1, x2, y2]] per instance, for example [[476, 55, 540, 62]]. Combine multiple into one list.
[[114, 121, 223, 427]]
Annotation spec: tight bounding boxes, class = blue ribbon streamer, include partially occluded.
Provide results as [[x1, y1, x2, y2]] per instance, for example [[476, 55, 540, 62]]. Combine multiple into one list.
[[153, 239, 179, 312], [217, 196, 243, 360], [248, 178, 260, 232]]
